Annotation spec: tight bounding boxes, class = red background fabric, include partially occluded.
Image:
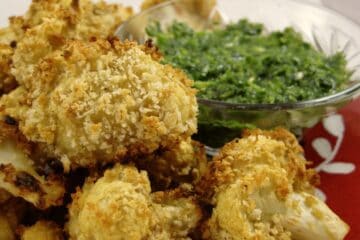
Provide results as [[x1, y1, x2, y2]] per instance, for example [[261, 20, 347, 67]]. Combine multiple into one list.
[[303, 98, 360, 239]]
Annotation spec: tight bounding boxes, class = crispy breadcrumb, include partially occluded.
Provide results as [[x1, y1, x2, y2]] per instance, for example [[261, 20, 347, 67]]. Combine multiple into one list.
[[1, 39, 197, 169], [18, 220, 64, 240], [67, 164, 202, 240], [135, 138, 207, 190], [197, 128, 348, 240]]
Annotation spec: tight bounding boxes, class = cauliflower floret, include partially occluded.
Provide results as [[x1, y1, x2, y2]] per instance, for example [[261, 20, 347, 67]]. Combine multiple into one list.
[[0, 0, 133, 95], [68, 164, 153, 240], [198, 128, 349, 240], [67, 164, 202, 240], [1, 39, 197, 169]]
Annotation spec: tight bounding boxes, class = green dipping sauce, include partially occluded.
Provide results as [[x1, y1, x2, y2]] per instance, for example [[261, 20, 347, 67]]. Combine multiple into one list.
[[147, 20, 350, 104]]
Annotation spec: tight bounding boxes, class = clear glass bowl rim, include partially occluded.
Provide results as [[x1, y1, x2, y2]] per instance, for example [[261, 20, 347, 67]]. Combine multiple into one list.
[[118, 0, 360, 111]]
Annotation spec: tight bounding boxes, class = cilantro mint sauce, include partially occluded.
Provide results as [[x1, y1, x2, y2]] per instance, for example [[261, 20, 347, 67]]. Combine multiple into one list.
[[147, 20, 349, 104]]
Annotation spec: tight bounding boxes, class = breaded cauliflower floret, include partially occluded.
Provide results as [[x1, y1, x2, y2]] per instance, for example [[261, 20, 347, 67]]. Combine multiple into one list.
[[68, 164, 153, 240], [0, 0, 133, 95], [0, 121, 65, 209], [136, 138, 207, 190], [1, 39, 197, 169], [67, 164, 202, 240], [198, 128, 349, 240], [19, 220, 64, 240]]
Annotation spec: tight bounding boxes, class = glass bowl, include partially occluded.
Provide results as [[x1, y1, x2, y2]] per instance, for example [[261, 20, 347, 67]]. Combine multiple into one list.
[[116, 0, 360, 147]]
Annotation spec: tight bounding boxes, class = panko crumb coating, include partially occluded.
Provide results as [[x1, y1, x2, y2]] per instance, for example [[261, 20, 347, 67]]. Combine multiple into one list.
[[18, 221, 64, 240], [1, 39, 198, 169], [0, 0, 133, 95], [67, 164, 202, 240], [197, 128, 321, 239]]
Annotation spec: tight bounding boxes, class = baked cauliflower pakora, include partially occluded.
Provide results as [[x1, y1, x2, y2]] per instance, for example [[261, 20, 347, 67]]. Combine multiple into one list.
[[1, 39, 198, 169], [197, 128, 349, 240], [67, 164, 202, 240]]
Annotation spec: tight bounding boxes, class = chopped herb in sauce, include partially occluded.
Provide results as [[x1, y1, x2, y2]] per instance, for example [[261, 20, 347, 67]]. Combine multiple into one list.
[[147, 20, 350, 104]]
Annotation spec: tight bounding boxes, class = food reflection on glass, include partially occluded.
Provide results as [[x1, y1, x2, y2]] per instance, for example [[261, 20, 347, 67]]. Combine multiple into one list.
[[0, 0, 352, 239]]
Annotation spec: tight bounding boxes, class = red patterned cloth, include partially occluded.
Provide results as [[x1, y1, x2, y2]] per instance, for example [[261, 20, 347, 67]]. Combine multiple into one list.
[[303, 98, 360, 239]]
